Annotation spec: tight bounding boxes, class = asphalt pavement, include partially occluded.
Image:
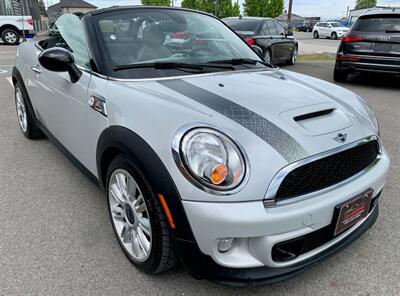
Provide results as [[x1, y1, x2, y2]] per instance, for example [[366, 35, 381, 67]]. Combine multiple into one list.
[[294, 31, 341, 54], [0, 45, 399, 295]]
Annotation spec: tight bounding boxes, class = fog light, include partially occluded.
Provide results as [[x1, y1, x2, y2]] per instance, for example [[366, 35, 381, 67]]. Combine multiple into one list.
[[217, 238, 235, 253]]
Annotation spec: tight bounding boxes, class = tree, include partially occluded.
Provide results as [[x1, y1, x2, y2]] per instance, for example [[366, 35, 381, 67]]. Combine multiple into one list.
[[141, 0, 171, 6], [38, 0, 47, 16], [232, 1, 240, 17], [181, 0, 201, 10], [244, 0, 284, 17], [355, 0, 377, 9]]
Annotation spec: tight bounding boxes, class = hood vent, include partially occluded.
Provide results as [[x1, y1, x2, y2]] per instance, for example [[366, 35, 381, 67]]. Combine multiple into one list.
[[294, 109, 335, 122]]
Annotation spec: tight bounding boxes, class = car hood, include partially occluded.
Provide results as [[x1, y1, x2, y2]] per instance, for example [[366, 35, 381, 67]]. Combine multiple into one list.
[[116, 68, 375, 164]]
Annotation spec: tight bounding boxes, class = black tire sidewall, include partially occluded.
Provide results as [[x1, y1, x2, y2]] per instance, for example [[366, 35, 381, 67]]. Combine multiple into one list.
[[2, 29, 19, 45], [15, 83, 34, 138], [331, 32, 338, 40], [313, 31, 319, 39], [106, 154, 172, 274]]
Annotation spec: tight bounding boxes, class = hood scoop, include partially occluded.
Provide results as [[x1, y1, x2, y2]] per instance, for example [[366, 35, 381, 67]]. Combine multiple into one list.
[[281, 104, 353, 136]]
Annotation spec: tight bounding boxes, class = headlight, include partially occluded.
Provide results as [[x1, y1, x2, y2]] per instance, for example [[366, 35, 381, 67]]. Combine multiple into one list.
[[176, 128, 247, 193], [358, 96, 379, 133]]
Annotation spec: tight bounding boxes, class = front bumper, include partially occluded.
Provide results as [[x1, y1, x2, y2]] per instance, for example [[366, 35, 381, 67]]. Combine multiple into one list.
[[178, 150, 389, 285], [336, 54, 400, 74]]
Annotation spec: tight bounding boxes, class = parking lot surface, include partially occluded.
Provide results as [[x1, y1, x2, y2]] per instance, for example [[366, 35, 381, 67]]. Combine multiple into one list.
[[0, 45, 399, 295], [294, 32, 341, 54]]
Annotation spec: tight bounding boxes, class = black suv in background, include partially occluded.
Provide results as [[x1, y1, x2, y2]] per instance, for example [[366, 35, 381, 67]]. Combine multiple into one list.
[[223, 17, 298, 65], [334, 11, 400, 82]]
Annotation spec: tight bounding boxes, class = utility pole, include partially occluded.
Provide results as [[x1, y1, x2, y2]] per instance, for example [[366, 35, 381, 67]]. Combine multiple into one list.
[[287, 0, 293, 29], [19, 0, 26, 42]]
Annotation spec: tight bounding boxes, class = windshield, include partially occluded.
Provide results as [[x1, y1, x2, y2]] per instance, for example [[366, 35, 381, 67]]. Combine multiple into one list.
[[95, 9, 264, 78], [353, 16, 400, 33], [330, 22, 343, 27]]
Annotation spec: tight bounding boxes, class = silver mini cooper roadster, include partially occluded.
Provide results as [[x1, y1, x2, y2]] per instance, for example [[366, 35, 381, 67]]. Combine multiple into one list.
[[13, 6, 390, 286]]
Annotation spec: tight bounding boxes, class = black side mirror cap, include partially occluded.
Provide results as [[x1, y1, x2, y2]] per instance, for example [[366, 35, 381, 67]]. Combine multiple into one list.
[[38, 47, 82, 83]]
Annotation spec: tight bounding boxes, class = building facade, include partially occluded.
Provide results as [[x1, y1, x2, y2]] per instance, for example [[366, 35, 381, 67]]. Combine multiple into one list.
[[48, 0, 97, 25], [349, 5, 400, 25], [0, 0, 42, 30]]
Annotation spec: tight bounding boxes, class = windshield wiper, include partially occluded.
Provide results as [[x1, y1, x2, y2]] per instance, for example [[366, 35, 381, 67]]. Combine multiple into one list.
[[113, 61, 235, 72], [208, 58, 273, 68]]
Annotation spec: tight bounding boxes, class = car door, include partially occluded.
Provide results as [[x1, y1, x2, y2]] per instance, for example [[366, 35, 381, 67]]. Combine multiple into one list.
[[273, 21, 294, 62], [265, 20, 280, 61], [32, 14, 91, 165]]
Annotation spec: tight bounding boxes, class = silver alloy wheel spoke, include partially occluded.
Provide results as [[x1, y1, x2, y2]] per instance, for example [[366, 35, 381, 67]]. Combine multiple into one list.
[[16, 88, 27, 132], [108, 169, 152, 262]]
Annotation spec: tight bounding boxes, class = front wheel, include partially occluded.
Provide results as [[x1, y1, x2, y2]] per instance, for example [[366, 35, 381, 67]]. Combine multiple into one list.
[[1, 28, 19, 45], [15, 84, 43, 139], [106, 154, 176, 274], [264, 48, 272, 64], [331, 32, 338, 40], [287, 46, 298, 65], [313, 31, 319, 39]]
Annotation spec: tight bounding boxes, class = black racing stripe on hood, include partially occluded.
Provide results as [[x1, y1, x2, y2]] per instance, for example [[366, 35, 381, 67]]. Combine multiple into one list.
[[159, 79, 308, 163]]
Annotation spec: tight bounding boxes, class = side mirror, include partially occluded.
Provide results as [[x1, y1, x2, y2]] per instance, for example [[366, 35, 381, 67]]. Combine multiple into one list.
[[251, 45, 263, 58], [286, 31, 293, 36], [38, 48, 82, 83]]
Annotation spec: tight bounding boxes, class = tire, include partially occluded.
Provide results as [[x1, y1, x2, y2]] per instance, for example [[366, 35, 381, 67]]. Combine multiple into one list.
[[14, 83, 44, 139], [106, 154, 176, 274], [313, 31, 319, 39], [264, 48, 272, 64], [1, 28, 19, 45], [287, 46, 298, 65], [331, 32, 338, 40], [334, 69, 349, 82]]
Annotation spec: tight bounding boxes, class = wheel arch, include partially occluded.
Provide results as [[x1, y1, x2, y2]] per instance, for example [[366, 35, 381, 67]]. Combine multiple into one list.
[[0, 24, 20, 36], [97, 126, 195, 241]]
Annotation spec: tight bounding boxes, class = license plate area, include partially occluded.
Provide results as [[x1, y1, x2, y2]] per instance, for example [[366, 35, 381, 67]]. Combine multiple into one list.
[[333, 189, 373, 236]]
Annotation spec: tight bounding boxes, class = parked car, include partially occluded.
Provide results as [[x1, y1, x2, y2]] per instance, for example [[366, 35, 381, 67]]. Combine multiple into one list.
[[334, 11, 400, 82], [0, 15, 35, 45], [296, 21, 316, 32], [223, 17, 298, 65], [13, 7, 389, 286], [313, 21, 350, 40]]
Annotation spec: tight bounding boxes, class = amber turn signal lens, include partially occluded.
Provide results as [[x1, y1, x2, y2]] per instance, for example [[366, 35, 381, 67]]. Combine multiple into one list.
[[210, 164, 228, 185]]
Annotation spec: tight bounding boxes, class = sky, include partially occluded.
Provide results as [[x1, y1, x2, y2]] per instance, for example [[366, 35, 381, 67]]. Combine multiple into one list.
[[45, 0, 400, 19]]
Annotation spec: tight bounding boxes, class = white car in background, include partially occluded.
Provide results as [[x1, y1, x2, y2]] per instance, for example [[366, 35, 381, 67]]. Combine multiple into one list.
[[313, 22, 350, 40], [0, 15, 35, 45]]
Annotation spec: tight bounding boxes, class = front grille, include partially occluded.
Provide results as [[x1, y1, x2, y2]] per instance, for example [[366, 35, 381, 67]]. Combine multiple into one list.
[[275, 140, 380, 201]]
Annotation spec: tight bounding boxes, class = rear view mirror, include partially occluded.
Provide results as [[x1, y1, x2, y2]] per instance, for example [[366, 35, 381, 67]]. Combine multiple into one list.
[[38, 48, 82, 83]]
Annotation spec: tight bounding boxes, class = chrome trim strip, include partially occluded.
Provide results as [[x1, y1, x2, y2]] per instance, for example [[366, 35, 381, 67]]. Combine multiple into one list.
[[264, 136, 381, 207], [171, 123, 251, 196], [340, 54, 400, 61], [345, 62, 400, 68]]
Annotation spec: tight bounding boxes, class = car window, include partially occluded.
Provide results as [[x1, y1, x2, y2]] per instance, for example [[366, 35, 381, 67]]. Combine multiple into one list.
[[39, 14, 91, 69], [274, 21, 285, 35], [95, 9, 263, 79], [224, 19, 260, 32], [330, 22, 342, 27], [261, 22, 270, 35], [266, 21, 277, 35], [353, 15, 400, 33]]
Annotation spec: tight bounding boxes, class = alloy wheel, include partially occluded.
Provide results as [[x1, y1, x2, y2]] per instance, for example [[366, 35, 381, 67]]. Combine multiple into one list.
[[15, 87, 27, 133], [5, 32, 17, 44], [292, 47, 298, 64], [108, 169, 152, 262], [264, 50, 271, 63]]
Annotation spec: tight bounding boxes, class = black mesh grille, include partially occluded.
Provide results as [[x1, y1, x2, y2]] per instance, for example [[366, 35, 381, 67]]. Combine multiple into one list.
[[276, 140, 380, 200]]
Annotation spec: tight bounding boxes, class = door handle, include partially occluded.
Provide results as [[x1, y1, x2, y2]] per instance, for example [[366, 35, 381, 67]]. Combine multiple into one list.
[[31, 66, 42, 74]]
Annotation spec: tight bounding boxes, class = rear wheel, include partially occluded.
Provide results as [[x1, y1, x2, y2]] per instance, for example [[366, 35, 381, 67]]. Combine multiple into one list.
[[1, 28, 19, 45], [14, 84, 43, 139], [313, 31, 319, 39], [331, 32, 338, 40], [106, 154, 176, 274], [334, 69, 349, 82]]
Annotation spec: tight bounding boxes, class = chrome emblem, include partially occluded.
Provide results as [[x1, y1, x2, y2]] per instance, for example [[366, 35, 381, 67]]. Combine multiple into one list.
[[334, 133, 348, 143], [378, 35, 391, 41]]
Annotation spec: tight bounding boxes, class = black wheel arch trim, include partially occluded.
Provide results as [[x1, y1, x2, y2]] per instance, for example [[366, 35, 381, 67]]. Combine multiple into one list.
[[96, 126, 196, 241]]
